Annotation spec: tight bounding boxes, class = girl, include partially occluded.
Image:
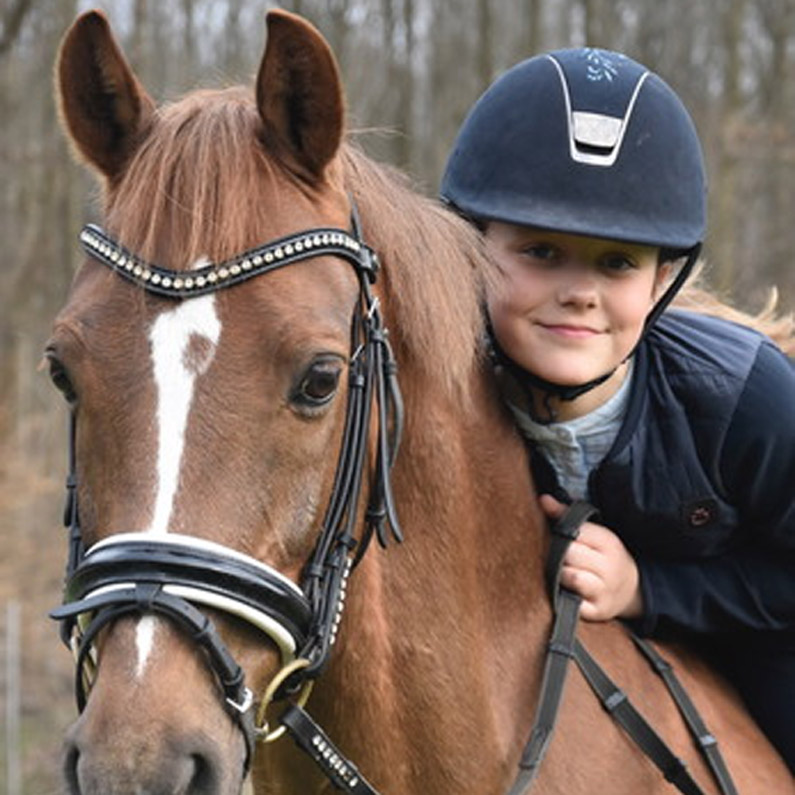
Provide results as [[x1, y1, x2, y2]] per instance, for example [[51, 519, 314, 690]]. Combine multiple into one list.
[[441, 47, 795, 772]]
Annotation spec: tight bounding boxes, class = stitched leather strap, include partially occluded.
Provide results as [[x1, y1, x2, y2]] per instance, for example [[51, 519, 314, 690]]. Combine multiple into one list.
[[631, 635, 738, 795], [53, 583, 257, 764], [280, 703, 379, 794], [509, 498, 735, 795], [574, 640, 708, 795], [508, 589, 581, 795], [508, 501, 597, 795]]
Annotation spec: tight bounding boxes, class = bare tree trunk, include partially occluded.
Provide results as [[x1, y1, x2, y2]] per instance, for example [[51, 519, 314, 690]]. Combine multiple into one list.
[[181, 0, 196, 87], [477, 0, 493, 90], [223, 0, 244, 77], [328, 0, 350, 73], [560, 0, 580, 46], [525, 0, 544, 54], [581, 0, 620, 47], [0, 0, 34, 57], [130, 0, 150, 83], [713, 0, 746, 298], [380, 0, 398, 160], [382, 0, 395, 49], [756, 0, 795, 292], [396, 0, 415, 171], [582, 0, 600, 44]]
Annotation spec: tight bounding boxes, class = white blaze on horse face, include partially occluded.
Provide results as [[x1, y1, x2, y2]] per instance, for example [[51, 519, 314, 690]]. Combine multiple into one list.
[[135, 616, 157, 678], [137, 284, 220, 677], [146, 289, 221, 535]]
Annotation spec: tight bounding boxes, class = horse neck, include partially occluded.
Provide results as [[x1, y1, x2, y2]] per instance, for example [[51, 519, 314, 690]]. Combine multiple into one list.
[[391, 358, 547, 595], [289, 360, 552, 793]]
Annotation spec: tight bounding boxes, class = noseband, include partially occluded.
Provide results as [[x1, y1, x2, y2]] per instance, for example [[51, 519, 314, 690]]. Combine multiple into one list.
[[51, 209, 403, 783]]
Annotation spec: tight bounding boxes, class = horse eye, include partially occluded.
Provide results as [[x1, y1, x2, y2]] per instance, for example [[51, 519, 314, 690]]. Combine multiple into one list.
[[47, 355, 77, 404], [292, 358, 343, 409]]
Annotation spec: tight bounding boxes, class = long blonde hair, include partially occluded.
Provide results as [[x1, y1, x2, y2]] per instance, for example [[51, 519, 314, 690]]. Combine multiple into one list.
[[674, 264, 795, 356]]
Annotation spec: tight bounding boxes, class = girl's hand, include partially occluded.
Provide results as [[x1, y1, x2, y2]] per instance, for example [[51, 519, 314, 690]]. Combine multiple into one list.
[[540, 494, 643, 622]]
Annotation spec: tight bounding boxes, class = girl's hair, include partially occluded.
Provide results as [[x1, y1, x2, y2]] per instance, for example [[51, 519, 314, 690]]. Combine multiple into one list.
[[674, 264, 795, 356]]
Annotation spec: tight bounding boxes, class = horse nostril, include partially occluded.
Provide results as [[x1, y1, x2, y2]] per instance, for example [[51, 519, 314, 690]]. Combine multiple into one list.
[[62, 734, 221, 795], [63, 743, 81, 795], [189, 752, 213, 792]]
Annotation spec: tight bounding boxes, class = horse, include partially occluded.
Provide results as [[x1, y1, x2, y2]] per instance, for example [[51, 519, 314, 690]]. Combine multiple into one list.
[[48, 9, 792, 795]]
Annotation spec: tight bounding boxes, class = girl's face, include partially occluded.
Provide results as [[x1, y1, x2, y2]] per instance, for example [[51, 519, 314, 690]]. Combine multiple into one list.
[[485, 222, 670, 415]]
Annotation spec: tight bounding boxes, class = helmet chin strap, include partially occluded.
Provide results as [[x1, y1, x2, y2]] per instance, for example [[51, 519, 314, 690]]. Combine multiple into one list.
[[489, 244, 701, 419], [490, 338, 615, 405], [641, 244, 701, 333]]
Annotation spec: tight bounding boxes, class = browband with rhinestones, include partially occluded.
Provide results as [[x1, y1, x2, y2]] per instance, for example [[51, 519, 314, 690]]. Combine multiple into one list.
[[80, 223, 378, 299]]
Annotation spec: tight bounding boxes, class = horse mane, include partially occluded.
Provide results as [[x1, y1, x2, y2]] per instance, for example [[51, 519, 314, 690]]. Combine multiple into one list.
[[340, 143, 493, 397], [105, 87, 285, 267], [675, 266, 795, 356]]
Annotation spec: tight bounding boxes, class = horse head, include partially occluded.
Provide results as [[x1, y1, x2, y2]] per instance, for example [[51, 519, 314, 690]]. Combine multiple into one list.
[[50, 9, 410, 794]]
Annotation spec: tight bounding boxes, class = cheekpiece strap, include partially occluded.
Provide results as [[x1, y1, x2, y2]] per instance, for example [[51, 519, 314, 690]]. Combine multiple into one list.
[[80, 223, 378, 299]]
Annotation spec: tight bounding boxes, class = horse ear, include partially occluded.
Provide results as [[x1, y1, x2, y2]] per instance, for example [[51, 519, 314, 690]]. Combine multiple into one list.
[[56, 10, 154, 181], [257, 10, 345, 179]]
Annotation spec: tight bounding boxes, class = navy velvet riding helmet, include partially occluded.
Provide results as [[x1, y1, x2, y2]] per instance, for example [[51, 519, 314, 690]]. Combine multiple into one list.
[[440, 48, 707, 252]]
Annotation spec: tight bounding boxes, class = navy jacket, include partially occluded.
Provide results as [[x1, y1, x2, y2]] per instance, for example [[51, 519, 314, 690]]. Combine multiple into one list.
[[529, 310, 795, 640]]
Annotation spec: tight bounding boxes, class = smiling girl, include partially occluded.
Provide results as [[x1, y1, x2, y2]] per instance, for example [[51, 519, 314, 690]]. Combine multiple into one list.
[[441, 47, 795, 772]]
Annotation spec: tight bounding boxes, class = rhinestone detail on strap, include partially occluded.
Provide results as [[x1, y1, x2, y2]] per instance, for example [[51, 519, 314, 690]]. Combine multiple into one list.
[[80, 224, 374, 299]]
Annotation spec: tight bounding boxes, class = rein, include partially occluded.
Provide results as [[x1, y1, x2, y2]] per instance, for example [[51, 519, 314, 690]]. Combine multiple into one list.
[[51, 211, 402, 786], [507, 501, 738, 795]]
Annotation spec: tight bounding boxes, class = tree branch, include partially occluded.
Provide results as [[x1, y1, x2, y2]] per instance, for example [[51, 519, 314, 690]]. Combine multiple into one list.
[[0, 0, 34, 57]]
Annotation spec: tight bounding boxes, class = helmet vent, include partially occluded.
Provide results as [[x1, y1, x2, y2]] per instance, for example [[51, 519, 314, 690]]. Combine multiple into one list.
[[547, 53, 650, 168], [573, 112, 621, 149]]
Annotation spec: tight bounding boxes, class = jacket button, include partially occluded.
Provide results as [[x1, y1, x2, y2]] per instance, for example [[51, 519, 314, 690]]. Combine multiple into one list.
[[683, 498, 718, 528]]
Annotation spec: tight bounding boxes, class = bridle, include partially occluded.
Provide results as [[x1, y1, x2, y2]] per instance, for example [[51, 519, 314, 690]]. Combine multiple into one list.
[[51, 207, 404, 786]]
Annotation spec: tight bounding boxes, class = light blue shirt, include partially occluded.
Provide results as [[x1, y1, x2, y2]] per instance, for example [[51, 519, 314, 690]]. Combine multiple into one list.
[[506, 365, 633, 500]]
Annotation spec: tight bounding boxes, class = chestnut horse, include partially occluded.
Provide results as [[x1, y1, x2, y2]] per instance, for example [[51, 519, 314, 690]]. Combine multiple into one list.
[[48, 9, 791, 795]]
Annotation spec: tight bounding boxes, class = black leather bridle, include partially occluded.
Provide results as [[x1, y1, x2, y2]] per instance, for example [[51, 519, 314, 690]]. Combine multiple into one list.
[[51, 210, 403, 788]]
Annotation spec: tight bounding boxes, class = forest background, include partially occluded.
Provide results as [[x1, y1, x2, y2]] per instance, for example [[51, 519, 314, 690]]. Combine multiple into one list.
[[1, 0, 793, 791]]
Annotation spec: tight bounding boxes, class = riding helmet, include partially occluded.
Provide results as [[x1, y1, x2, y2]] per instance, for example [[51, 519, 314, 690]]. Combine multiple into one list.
[[440, 48, 706, 252]]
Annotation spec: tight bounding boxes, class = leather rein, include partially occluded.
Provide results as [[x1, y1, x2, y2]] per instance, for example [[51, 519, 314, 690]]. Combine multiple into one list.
[[509, 501, 738, 795], [52, 213, 738, 794]]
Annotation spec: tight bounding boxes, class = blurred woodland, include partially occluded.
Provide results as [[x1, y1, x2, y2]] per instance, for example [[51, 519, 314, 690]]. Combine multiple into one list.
[[0, 0, 793, 791]]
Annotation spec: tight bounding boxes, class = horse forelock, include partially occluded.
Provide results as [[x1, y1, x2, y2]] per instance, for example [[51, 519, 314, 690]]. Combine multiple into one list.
[[105, 87, 288, 268]]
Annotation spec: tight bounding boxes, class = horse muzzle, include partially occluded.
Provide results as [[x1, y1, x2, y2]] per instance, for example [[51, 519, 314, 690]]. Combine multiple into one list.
[[51, 532, 314, 772]]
